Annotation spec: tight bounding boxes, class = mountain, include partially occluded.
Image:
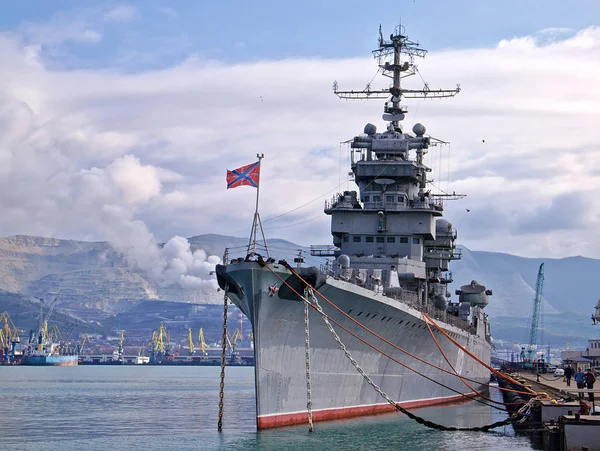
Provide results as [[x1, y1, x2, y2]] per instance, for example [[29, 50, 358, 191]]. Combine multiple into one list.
[[451, 247, 600, 318], [0, 233, 598, 344], [491, 311, 597, 348]]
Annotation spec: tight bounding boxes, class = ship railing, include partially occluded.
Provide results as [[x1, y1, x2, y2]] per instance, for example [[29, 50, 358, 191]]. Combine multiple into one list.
[[222, 244, 270, 263], [411, 199, 443, 211]]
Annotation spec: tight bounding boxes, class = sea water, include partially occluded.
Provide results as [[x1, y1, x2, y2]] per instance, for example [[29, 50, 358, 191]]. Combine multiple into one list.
[[0, 366, 534, 450]]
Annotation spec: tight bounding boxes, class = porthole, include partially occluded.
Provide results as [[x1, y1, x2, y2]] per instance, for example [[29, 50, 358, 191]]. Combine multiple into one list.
[[357, 312, 363, 317]]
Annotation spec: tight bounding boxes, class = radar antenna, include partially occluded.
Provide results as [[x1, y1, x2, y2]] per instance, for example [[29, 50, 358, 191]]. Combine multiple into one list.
[[333, 25, 460, 128]]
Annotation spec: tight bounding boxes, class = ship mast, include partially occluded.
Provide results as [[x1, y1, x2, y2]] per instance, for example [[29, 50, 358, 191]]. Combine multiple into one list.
[[334, 25, 460, 129]]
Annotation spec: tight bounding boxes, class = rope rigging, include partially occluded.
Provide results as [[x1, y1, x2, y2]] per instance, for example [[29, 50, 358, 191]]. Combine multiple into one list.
[[423, 318, 523, 407], [254, 257, 550, 431], [306, 287, 529, 432], [276, 258, 537, 398], [259, 259, 513, 413]]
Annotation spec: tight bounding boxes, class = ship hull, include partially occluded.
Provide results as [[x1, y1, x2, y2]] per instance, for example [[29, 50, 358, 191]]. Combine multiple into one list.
[[22, 355, 79, 366], [218, 261, 491, 429]]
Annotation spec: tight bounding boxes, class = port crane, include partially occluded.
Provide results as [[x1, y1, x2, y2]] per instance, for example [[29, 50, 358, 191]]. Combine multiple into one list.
[[198, 328, 208, 356], [78, 334, 89, 355], [149, 323, 170, 364], [33, 298, 58, 352], [522, 263, 544, 364], [0, 312, 23, 363], [188, 328, 194, 355], [227, 329, 243, 353], [1, 311, 21, 346], [115, 330, 125, 362]]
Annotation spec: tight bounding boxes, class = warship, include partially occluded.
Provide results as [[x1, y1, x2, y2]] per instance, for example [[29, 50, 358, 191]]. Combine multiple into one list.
[[217, 26, 492, 429]]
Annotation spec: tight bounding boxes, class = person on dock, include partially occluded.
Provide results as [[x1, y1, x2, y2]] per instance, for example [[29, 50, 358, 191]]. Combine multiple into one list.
[[564, 365, 574, 386], [585, 368, 596, 402], [574, 367, 586, 400]]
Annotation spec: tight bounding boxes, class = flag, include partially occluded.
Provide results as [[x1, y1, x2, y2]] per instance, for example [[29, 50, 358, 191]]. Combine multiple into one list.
[[226, 161, 260, 189]]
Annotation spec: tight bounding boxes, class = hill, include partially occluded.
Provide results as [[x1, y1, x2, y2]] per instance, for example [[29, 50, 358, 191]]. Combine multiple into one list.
[[0, 233, 598, 344]]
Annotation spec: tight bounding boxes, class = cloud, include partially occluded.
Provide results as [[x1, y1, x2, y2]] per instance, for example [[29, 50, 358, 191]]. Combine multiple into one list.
[[105, 5, 138, 23], [0, 22, 599, 265], [17, 11, 104, 47]]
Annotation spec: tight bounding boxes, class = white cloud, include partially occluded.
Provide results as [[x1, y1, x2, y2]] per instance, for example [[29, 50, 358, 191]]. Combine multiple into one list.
[[105, 5, 138, 23], [1, 24, 600, 265], [18, 17, 103, 46]]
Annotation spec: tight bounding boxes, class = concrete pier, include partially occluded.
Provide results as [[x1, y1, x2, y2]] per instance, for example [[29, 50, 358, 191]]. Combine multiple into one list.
[[513, 372, 600, 450]]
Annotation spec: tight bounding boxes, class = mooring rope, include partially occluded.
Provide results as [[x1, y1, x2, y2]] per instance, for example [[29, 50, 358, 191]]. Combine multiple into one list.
[[278, 259, 535, 398], [422, 313, 542, 397], [306, 288, 524, 432], [258, 259, 505, 409], [423, 317, 523, 407], [251, 257, 555, 431]]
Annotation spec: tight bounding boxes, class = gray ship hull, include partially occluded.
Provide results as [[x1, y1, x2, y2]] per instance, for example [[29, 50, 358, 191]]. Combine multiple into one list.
[[218, 261, 491, 429]]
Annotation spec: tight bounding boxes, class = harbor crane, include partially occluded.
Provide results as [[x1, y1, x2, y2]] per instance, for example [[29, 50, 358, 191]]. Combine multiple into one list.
[[78, 334, 89, 355], [1, 311, 21, 344], [198, 328, 208, 355], [188, 328, 194, 355], [116, 330, 125, 361], [149, 323, 170, 364], [522, 263, 544, 364]]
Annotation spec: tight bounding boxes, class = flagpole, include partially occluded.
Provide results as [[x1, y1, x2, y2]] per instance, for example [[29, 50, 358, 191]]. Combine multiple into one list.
[[247, 153, 269, 258]]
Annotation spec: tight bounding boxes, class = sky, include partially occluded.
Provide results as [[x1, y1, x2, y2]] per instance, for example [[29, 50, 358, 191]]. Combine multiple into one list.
[[1, 0, 600, 269]]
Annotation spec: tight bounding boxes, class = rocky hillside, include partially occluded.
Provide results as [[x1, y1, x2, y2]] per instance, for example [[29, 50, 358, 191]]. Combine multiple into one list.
[[0, 235, 229, 311], [451, 247, 600, 318]]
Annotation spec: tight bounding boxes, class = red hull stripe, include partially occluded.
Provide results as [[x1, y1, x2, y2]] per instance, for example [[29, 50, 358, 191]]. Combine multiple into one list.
[[257, 393, 475, 429]]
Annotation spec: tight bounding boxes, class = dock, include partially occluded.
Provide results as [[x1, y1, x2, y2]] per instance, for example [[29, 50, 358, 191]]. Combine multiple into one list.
[[512, 371, 600, 450]]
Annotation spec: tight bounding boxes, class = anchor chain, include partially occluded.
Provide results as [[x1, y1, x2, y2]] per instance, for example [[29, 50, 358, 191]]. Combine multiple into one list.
[[304, 288, 314, 432], [306, 289, 522, 432], [217, 285, 229, 432]]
